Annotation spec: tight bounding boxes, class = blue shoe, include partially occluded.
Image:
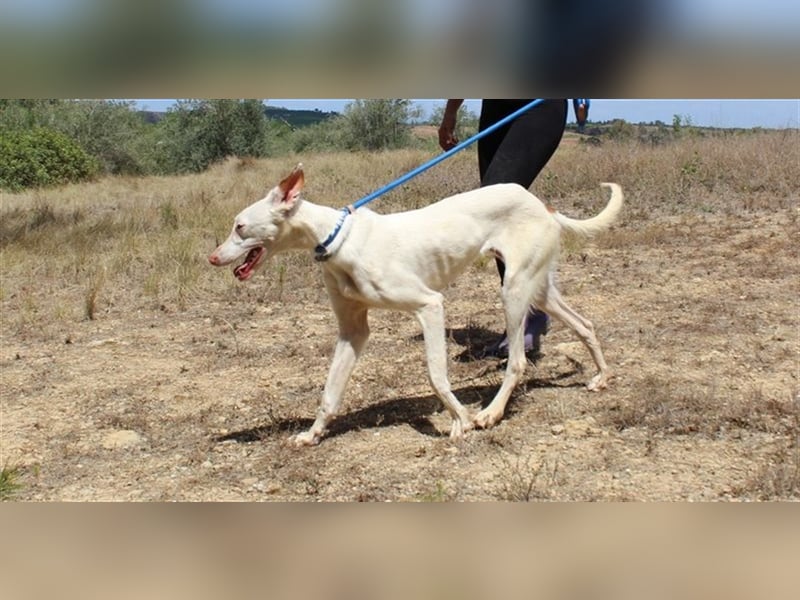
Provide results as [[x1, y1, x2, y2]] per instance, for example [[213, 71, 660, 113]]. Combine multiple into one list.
[[481, 310, 548, 358], [524, 310, 549, 352]]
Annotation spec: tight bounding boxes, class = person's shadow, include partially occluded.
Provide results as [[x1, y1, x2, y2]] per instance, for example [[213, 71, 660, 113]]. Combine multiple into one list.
[[446, 324, 507, 362]]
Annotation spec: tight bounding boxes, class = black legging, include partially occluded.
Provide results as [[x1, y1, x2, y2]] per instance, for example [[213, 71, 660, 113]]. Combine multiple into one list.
[[478, 99, 567, 281]]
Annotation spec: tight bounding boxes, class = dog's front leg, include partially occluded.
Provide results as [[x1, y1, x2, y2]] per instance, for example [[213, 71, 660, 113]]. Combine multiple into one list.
[[291, 288, 369, 447], [415, 294, 473, 439], [290, 334, 365, 446]]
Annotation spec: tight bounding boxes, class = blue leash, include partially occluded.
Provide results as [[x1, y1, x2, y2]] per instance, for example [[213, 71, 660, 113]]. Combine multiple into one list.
[[314, 98, 545, 260]]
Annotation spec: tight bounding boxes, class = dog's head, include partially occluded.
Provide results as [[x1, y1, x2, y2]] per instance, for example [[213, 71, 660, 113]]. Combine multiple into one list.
[[208, 164, 304, 280]]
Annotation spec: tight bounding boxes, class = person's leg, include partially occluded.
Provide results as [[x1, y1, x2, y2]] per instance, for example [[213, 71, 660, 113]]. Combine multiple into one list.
[[480, 99, 568, 190], [478, 99, 567, 357]]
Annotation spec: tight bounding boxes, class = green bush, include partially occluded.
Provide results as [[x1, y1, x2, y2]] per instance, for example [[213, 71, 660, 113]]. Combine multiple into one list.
[[0, 127, 98, 192], [1, 100, 150, 176]]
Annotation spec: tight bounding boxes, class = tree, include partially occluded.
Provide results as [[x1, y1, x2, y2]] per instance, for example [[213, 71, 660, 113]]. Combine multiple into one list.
[[428, 102, 479, 139], [607, 118, 636, 140], [56, 100, 150, 175], [152, 100, 270, 174], [340, 99, 417, 151]]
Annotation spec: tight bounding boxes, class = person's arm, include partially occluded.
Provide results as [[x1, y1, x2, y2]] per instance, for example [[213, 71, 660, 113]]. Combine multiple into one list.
[[438, 99, 464, 151]]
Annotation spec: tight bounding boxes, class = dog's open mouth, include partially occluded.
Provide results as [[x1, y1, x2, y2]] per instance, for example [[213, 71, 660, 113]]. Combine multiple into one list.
[[233, 247, 265, 281]]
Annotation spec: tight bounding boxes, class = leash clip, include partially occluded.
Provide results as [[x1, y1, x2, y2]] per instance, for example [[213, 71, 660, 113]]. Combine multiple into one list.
[[314, 244, 331, 262]]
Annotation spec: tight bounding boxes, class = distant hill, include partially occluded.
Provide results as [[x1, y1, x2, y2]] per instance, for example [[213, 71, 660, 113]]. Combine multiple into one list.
[[136, 105, 340, 128], [264, 106, 339, 128]]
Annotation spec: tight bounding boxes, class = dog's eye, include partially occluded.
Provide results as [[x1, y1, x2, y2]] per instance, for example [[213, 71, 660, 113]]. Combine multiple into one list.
[[235, 223, 244, 233]]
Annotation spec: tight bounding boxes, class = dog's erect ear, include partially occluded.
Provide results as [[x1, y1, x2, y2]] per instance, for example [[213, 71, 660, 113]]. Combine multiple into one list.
[[277, 164, 304, 206]]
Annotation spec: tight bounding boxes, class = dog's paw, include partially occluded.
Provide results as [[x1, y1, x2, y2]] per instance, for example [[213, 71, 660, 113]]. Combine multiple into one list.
[[586, 373, 609, 392], [449, 417, 474, 439], [289, 431, 321, 447], [473, 409, 501, 430]]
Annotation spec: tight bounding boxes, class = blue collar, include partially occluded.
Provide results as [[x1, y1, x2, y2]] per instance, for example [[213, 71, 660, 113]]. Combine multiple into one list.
[[314, 206, 353, 261]]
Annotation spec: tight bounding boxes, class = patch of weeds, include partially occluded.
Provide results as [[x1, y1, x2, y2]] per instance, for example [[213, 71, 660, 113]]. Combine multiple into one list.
[[597, 221, 675, 249], [676, 149, 716, 195], [53, 302, 71, 321], [303, 476, 321, 497], [494, 452, 560, 501], [0, 464, 23, 501], [159, 202, 179, 230], [747, 444, 800, 500], [84, 267, 105, 320], [561, 233, 588, 257], [143, 271, 161, 300], [282, 469, 320, 497], [679, 151, 702, 182], [156, 233, 201, 310], [723, 388, 798, 435], [214, 317, 240, 356], [28, 202, 58, 232], [417, 480, 454, 502], [735, 439, 799, 500], [276, 263, 286, 301], [20, 292, 39, 326], [605, 376, 717, 435], [176, 242, 202, 309], [737, 394, 799, 499]]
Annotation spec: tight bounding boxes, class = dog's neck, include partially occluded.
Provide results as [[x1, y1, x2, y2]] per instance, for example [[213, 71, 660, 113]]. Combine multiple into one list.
[[286, 199, 353, 255]]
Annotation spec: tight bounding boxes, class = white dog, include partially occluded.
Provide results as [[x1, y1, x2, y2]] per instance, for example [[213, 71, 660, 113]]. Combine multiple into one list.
[[209, 165, 622, 446]]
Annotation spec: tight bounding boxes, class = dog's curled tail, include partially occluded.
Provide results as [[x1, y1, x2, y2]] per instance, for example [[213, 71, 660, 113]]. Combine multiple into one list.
[[551, 183, 623, 238]]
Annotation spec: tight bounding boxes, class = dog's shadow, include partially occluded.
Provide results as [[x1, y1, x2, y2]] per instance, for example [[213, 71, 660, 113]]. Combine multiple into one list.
[[216, 370, 582, 444]]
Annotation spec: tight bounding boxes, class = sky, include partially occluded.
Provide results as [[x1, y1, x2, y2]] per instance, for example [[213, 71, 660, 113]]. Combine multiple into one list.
[[134, 99, 800, 129]]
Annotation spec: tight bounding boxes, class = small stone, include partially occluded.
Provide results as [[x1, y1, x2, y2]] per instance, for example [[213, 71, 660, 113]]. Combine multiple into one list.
[[87, 338, 117, 348], [101, 430, 144, 450], [564, 417, 602, 438], [551, 424, 565, 435]]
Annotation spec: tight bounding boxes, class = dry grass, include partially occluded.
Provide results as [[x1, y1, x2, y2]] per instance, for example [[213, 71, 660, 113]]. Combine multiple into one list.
[[603, 376, 797, 437], [734, 393, 800, 500], [1, 132, 798, 501], [536, 130, 800, 215], [494, 451, 562, 502]]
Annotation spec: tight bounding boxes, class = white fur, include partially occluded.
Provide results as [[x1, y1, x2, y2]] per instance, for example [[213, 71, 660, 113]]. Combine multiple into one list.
[[209, 165, 623, 446]]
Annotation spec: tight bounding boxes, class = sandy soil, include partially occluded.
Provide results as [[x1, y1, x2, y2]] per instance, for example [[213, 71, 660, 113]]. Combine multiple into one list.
[[2, 206, 798, 501]]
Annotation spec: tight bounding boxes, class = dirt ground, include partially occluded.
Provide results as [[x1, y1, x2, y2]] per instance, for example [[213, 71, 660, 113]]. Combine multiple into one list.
[[2, 196, 797, 502]]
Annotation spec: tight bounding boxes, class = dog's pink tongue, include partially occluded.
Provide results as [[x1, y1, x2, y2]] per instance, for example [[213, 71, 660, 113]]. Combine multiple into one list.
[[233, 247, 263, 280], [233, 263, 252, 280]]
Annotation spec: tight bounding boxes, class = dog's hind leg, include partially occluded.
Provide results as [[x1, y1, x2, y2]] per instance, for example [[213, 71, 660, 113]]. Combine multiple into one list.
[[291, 288, 370, 446], [473, 276, 532, 429], [541, 283, 610, 391], [414, 293, 473, 439]]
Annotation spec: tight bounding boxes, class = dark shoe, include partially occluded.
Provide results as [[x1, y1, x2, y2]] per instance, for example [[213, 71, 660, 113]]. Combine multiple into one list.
[[480, 311, 549, 358]]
